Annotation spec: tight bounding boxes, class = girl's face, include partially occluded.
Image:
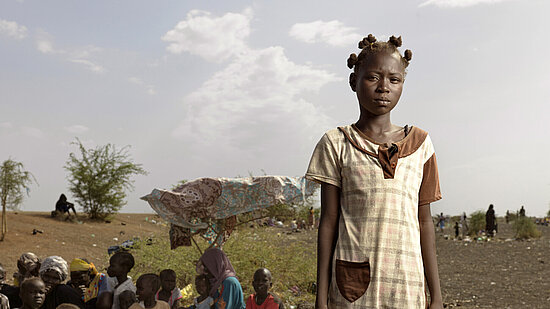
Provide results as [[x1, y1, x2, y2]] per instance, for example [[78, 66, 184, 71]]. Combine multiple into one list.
[[107, 257, 126, 278], [195, 276, 209, 296], [354, 51, 405, 117]]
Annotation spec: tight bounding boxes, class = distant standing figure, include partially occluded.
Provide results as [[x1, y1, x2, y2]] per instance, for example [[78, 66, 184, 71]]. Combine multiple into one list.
[[460, 212, 468, 237], [485, 204, 496, 237], [307, 207, 314, 229], [454, 222, 459, 239], [519, 206, 526, 217], [437, 213, 445, 232], [505, 210, 510, 224], [55, 194, 77, 218]]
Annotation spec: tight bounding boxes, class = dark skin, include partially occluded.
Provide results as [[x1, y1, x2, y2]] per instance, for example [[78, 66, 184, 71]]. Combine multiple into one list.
[[194, 276, 210, 303], [158, 273, 178, 309], [118, 290, 137, 309], [251, 268, 284, 309], [20, 279, 46, 309], [136, 278, 157, 309], [70, 270, 112, 309], [315, 51, 443, 309]]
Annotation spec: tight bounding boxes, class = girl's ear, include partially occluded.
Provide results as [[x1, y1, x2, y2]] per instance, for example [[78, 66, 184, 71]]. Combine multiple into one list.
[[349, 73, 357, 92]]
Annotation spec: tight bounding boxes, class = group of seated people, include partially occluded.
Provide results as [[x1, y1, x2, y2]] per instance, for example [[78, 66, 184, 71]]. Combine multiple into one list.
[[0, 249, 284, 309]]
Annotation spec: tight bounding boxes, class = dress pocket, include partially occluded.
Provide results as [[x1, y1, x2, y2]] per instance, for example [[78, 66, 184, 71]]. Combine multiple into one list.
[[335, 259, 370, 303]]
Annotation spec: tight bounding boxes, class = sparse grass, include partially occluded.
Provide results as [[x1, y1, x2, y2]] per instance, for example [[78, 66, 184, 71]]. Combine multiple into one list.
[[513, 216, 541, 239], [129, 226, 316, 307], [468, 211, 485, 236]]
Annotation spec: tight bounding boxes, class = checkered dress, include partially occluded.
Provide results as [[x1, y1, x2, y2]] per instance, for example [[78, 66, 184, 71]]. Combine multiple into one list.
[[306, 125, 441, 308]]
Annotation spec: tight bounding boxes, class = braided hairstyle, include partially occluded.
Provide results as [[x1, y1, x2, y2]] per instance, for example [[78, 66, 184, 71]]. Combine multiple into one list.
[[347, 34, 412, 91]]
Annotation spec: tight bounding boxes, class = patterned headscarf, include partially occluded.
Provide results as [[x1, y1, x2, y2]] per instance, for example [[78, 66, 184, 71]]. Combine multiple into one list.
[[70, 258, 103, 302], [39, 256, 69, 282], [198, 248, 237, 297]]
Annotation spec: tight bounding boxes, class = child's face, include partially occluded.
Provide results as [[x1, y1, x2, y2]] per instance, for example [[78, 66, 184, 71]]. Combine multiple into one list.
[[136, 279, 155, 302], [119, 290, 137, 309], [40, 270, 62, 294], [21, 280, 46, 309], [160, 274, 176, 291], [354, 52, 404, 117], [195, 276, 209, 296], [107, 257, 127, 278], [70, 270, 91, 287], [252, 271, 272, 297]]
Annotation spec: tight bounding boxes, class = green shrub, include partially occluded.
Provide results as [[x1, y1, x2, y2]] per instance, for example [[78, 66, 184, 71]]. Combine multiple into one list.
[[468, 211, 485, 236], [513, 216, 541, 239], [129, 226, 316, 307]]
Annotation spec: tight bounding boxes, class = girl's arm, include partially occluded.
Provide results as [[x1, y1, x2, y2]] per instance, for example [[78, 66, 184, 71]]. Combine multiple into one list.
[[315, 183, 340, 309], [418, 203, 443, 309]]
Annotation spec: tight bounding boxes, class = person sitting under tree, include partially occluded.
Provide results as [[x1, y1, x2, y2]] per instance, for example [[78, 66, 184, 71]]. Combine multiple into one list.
[[53, 194, 77, 219]]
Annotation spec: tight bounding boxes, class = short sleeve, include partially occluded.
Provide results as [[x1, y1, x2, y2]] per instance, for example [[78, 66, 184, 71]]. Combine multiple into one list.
[[418, 153, 442, 206], [305, 133, 341, 188]]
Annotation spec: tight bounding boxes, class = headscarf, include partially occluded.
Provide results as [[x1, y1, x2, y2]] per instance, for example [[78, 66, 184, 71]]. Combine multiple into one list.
[[13, 252, 40, 286], [69, 259, 98, 275], [198, 248, 237, 297], [39, 256, 68, 282], [70, 258, 102, 302]]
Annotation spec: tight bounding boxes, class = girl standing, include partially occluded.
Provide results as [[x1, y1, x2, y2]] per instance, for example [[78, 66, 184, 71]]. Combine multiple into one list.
[[306, 34, 443, 308]]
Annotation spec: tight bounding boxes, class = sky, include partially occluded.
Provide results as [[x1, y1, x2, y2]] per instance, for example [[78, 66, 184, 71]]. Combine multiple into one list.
[[1, 0, 549, 216]]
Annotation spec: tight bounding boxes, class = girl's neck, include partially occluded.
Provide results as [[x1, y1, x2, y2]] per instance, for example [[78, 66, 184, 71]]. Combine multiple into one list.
[[115, 275, 128, 287], [355, 110, 394, 134], [143, 298, 156, 308], [255, 293, 269, 305]]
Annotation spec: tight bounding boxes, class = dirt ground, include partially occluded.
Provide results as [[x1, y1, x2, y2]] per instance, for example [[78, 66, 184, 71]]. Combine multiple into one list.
[[0, 211, 167, 279], [437, 218, 550, 308], [1, 212, 549, 308]]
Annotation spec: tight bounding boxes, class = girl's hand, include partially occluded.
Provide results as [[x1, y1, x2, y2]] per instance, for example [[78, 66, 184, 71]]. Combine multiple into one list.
[[0, 293, 9, 309]]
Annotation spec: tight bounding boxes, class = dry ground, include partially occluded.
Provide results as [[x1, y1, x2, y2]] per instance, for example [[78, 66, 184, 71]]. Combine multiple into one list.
[[0, 211, 167, 278], [1, 212, 549, 308]]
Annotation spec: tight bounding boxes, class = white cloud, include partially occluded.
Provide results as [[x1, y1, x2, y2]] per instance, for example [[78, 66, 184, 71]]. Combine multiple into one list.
[[0, 19, 28, 40], [289, 20, 359, 47], [162, 8, 252, 62], [419, 0, 515, 8], [35, 30, 58, 54], [0, 122, 13, 129], [129, 77, 156, 95], [64, 125, 89, 134], [21, 126, 44, 139], [172, 46, 339, 157], [69, 59, 105, 73]]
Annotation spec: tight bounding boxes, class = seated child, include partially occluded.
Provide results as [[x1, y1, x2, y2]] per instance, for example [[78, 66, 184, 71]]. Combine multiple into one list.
[[155, 270, 181, 309], [190, 275, 212, 309], [19, 278, 46, 309], [107, 252, 136, 309], [246, 269, 284, 309], [118, 290, 137, 309], [133, 274, 169, 309]]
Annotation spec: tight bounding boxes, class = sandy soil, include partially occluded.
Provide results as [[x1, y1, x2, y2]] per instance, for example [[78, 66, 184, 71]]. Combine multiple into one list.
[[1, 212, 549, 308], [0, 211, 167, 278]]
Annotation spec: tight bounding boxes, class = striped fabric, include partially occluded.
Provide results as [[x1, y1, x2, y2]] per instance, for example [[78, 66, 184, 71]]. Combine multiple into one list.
[[306, 125, 441, 308]]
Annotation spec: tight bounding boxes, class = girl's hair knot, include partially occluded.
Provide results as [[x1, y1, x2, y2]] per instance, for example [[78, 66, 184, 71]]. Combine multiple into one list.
[[404, 49, 413, 62], [388, 36, 402, 47], [347, 54, 358, 69]]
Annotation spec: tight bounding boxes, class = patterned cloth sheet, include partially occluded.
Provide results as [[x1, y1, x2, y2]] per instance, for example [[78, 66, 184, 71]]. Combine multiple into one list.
[[142, 176, 317, 248]]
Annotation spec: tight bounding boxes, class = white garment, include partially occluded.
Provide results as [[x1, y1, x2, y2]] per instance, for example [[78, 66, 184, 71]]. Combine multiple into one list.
[[109, 276, 137, 309]]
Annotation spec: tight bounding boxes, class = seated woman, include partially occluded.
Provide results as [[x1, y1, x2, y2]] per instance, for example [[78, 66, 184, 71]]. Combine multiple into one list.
[[55, 194, 77, 218], [197, 248, 244, 309], [39, 256, 83, 309], [69, 258, 112, 309]]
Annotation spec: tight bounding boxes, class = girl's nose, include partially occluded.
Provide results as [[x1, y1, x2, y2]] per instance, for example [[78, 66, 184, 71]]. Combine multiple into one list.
[[376, 79, 390, 93]]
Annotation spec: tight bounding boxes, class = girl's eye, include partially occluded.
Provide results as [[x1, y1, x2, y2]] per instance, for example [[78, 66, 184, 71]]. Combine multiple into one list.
[[390, 77, 401, 83], [366, 75, 378, 81]]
